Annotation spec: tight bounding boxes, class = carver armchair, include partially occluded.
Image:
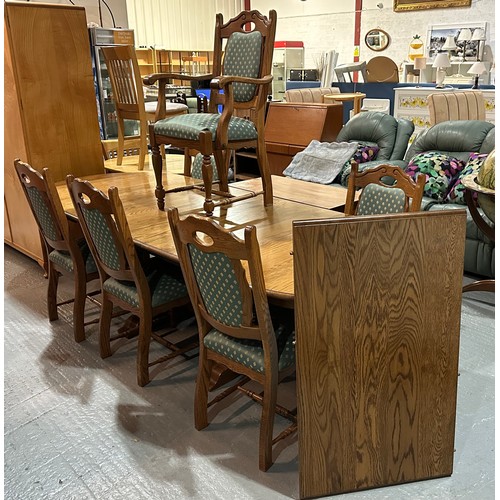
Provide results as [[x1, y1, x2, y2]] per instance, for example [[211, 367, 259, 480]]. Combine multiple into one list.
[[145, 10, 277, 215]]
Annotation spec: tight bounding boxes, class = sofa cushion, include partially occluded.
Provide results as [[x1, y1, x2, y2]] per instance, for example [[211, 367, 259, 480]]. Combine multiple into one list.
[[447, 152, 488, 205], [406, 152, 465, 201], [336, 143, 380, 184]]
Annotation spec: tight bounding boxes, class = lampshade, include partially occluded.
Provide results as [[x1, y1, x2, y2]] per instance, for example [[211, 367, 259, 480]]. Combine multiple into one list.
[[468, 61, 487, 75], [471, 28, 486, 41], [442, 36, 457, 51], [414, 57, 427, 70], [432, 53, 451, 68], [457, 28, 472, 42]]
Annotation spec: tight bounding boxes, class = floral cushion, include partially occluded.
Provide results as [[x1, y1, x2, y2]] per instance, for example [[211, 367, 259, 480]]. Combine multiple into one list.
[[405, 152, 465, 201], [338, 144, 380, 185], [447, 153, 488, 205]]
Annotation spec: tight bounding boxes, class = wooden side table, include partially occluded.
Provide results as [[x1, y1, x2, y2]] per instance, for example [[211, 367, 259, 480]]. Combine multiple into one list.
[[462, 174, 495, 293], [324, 92, 366, 115]]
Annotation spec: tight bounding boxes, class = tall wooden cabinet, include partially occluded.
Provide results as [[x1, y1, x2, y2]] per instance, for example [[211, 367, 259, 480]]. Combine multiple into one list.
[[4, 2, 104, 266]]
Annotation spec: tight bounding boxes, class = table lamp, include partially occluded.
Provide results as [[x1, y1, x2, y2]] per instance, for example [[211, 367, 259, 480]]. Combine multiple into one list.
[[468, 61, 487, 89], [413, 57, 427, 87], [442, 35, 457, 57], [471, 28, 486, 61], [432, 53, 451, 88], [457, 28, 472, 61]]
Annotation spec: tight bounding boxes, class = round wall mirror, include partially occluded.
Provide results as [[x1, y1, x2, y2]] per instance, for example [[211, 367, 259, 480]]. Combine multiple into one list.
[[365, 29, 390, 52]]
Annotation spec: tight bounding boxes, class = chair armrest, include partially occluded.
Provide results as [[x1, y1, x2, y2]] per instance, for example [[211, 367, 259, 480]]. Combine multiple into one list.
[[143, 72, 213, 86], [211, 74, 273, 88]]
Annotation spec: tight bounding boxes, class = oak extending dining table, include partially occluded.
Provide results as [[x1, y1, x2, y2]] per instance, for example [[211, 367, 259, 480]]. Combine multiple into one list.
[[56, 170, 344, 308]]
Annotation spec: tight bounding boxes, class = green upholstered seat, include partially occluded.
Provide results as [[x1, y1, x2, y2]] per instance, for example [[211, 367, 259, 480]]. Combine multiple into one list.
[[154, 113, 258, 141], [49, 245, 97, 274], [103, 271, 187, 308], [204, 325, 295, 374], [356, 183, 406, 215]]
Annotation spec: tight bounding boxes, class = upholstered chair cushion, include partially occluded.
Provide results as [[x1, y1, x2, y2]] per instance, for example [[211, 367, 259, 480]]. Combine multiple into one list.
[[223, 31, 262, 102], [144, 101, 188, 115], [103, 271, 187, 308], [406, 152, 465, 201], [49, 241, 97, 274], [188, 245, 243, 326], [26, 187, 58, 241], [203, 324, 295, 373], [356, 184, 406, 215], [154, 113, 258, 142]]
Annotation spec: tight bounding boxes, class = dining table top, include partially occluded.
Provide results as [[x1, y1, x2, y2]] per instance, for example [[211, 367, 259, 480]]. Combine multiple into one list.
[[56, 170, 344, 307]]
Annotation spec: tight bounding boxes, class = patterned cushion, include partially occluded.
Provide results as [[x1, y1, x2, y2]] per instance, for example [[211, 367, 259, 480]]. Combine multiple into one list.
[[154, 113, 257, 142], [447, 152, 488, 205], [81, 208, 120, 270], [405, 152, 465, 201], [224, 31, 262, 102], [103, 270, 187, 308], [188, 244, 243, 326], [339, 144, 380, 186], [204, 324, 295, 374], [357, 183, 406, 215], [191, 153, 219, 182], [48, 240, 97, 275], [26, 186, 58, 241]]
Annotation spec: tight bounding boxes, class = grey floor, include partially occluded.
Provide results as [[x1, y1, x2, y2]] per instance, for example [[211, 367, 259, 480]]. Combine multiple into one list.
[[4, 244, 495, 499]]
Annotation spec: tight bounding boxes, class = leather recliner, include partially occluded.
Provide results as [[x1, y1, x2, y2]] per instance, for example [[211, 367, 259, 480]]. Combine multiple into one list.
[[403, 120, 495, 278]]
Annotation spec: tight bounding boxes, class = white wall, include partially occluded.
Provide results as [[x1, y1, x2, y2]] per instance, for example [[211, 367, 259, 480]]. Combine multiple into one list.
[[251, 0, 495, 73]]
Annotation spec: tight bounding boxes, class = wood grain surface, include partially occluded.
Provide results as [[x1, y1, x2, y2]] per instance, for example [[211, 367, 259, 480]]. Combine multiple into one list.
[[57, 171, 342, 306], [293, 210, 466, 498]]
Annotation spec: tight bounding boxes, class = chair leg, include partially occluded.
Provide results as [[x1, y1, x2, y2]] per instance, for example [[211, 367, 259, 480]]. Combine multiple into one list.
[[72, 275, 87, 343], [149, 124, 165, 210], [256, 135, 273, 206], [213, 150, 229, 194], [138, 119, 148, 171], [99, 297, 114, 358], [202, 154, 215, 216], [259, 373, 278, 472], [137, 310, 152, 387], [116, 117, 125, 166], [194, 348, 212, 430], [47, 262, 59, 321]]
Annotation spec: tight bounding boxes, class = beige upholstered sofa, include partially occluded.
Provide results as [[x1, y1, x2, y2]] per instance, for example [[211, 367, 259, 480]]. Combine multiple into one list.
[[283, 86, 341, 103]]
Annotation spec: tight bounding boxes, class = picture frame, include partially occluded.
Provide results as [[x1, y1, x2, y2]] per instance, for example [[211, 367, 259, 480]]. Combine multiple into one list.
[[394, 0, 471, 12], [426, 22, 487, 60]]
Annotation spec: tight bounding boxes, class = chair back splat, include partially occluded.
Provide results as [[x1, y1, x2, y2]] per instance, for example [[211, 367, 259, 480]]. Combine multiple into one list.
[[14, 160, 99, 342], [168, 207, 296, 471], [345, 163, 426, 216], [67, 176, 192, 387], [146, 10, 277, 215]]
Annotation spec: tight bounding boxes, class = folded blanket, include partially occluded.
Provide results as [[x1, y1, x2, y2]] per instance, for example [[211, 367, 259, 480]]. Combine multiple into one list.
[[283, 140, 359, 184]]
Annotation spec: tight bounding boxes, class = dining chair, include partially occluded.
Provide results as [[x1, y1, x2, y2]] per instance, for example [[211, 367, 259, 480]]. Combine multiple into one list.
[[168, 207, 296, 471], [66, 176, 194, 387], [101, 45, 188, 171], [145, 10, 277, 215], [334, 61, 368, 83], [345, 163, 426, 215], [14, 160, 100, 342]]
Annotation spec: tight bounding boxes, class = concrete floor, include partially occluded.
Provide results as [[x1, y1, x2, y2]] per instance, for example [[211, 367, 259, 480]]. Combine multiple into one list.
[[4, 244, 495, 499]]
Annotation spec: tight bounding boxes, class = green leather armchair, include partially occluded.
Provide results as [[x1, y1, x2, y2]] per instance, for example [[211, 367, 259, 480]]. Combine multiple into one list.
[[404, 120, 495, 278], [335, 111, 414, 185]]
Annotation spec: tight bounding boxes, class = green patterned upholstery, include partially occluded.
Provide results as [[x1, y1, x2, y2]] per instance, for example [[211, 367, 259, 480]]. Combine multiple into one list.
[[357, 184, 406, 215], [188, 244, 243, 326], [204, 325, 295, 374], [26, 186, 58, 241], [224, 31, 262, 102], [154, 113, 257, 142], [192, 153, 219, 181], [81, 208, 120, 270], [49, 241, 97, 274], [103, 271, 187, 308]]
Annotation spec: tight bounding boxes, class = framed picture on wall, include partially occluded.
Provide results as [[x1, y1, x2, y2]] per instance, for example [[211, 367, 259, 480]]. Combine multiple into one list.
[[394, 0, 471, 12], [426, 22, 487, 61]]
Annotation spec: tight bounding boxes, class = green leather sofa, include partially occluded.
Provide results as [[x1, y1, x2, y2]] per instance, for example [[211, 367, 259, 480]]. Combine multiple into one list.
[[403, 120, 495, 278]]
